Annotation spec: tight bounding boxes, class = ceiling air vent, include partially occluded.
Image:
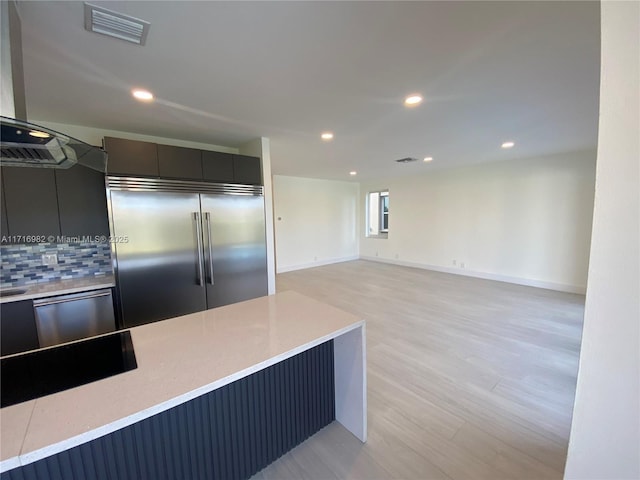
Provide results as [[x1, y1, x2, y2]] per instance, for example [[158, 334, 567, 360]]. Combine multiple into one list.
[[84, 3, 150, 45], [395, 157, 419, 164]]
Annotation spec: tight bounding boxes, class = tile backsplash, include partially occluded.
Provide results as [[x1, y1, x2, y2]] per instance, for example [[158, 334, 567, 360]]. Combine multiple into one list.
[[0, 242, 113, 288]]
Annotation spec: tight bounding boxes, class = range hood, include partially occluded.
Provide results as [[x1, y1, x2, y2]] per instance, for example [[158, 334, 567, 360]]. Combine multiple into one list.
[[1, 116, 107, 171], [0, 1, 107, 172]]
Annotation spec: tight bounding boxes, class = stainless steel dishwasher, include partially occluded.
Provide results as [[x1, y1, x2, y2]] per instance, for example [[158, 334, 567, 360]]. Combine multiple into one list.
[[33, 289, 116, 348]]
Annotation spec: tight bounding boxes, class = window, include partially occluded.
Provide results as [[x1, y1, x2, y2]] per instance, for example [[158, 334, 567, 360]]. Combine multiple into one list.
[[367, 190, 389, 237]]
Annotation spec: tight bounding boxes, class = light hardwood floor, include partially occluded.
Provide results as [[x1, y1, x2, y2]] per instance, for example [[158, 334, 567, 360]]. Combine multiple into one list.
[[252, 260, 585, 480]]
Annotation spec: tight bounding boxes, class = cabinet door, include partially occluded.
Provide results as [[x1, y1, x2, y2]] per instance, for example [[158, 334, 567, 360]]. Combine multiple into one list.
[[0, 300, 39, 355], [233, 155, 262, 185], [2, 167, 61, 239], [1, 170, 8, 237], [55, 165, 110, 238], [158, 145, 203, 180], [104, 137, 159, 177], [202, 151, 234, 183]]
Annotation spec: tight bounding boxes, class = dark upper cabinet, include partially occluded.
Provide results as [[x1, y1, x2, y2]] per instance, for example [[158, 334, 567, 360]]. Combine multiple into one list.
[[2, 167, 61, 239], [1, 171, 8, 237], [0, 300, 39, 356], [158, 145, 203, 180], [233, 154, 262, 185], [104, 137, 159, 177], [103, 137, 263, 185], [202, 151, 234, 183], [55, 165, 110, 238]]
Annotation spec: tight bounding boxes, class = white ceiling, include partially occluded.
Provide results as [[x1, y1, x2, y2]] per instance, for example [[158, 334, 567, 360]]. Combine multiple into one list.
[[16, 1, 600, 181]]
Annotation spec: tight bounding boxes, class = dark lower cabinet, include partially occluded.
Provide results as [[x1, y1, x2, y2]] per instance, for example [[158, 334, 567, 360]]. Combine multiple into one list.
[[55, 165, 110, 238], [1, 174, 8, 237], [1, 167, 61, 240], [0, 300, 38, 356]]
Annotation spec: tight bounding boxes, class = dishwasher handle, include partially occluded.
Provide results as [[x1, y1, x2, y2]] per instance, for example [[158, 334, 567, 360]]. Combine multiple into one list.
[[33, 290, 112, 307]]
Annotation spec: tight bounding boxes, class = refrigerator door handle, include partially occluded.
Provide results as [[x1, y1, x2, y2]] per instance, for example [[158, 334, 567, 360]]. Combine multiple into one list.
[[204, 212, 215, 285], [193, 212, 204, 286]]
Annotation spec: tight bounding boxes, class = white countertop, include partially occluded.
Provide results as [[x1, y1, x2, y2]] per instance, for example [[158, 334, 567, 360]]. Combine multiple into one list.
[[0, 290, 364, 472], [0, 275, 115, 304]]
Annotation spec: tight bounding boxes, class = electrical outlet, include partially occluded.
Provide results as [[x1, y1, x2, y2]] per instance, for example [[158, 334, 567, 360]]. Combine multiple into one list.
[[460, 262, 465, 269], [42, 253, 58, 266], [395, 253, 399, 259], [452, 259, 457, 266], [375, 251, 378, 257], [314, 256, 318, 261]]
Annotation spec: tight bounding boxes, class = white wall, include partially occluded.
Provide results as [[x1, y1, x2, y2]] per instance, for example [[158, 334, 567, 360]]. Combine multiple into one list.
[[360, 150, 596, 293], [564, 2, 640, 479], [273, 175, 359, 273]]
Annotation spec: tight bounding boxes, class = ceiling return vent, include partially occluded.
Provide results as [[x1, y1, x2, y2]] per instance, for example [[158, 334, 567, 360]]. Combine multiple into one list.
[[84, 3, 150, 45], [395, 157, 419, 164]]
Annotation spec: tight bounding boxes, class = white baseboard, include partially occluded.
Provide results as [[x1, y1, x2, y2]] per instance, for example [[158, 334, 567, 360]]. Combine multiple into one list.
[[359, 256, 586, 294], [277, 255, 360, 274]]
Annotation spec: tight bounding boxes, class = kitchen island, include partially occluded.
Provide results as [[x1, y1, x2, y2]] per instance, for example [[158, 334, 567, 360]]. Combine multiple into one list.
[[0, 291, 366, 479]]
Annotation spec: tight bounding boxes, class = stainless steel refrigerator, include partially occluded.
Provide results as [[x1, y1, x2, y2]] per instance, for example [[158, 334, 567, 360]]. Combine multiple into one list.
[[107, 177, 268, 328]]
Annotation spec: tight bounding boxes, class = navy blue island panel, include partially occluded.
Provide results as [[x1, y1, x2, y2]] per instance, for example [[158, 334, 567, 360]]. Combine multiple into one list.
[[1, 340, 335, 480]]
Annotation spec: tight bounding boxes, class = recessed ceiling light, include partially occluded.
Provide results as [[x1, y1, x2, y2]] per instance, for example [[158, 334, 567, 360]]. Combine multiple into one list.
[[349, 171, 357, 176], [404, 94, 423, 106], [321, 132, 334, 141], [501, 141, 515, 149], [423, 156, 433, 162], [132, 89, 154, 101], [29, 130, 51, 139]]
